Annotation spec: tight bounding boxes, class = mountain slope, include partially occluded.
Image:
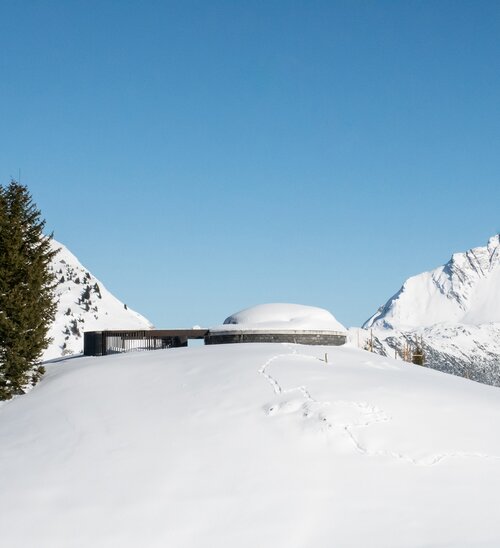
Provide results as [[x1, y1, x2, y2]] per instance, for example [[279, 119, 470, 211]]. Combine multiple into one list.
[[1, 344, 500, 547], [45, 240, 153, 360], [365, 234, 500, 330], [362, 235, 500, 386]]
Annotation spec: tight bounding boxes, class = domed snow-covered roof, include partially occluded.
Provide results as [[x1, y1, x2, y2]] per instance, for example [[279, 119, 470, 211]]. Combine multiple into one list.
[[220, 303, 346, 333]]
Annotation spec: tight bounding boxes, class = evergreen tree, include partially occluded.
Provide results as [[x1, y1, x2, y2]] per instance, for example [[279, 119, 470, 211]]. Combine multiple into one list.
[[0, 181, 58, 399]]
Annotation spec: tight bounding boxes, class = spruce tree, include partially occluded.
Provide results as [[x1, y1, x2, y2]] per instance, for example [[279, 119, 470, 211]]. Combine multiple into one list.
[[0, 181, 58, 399]]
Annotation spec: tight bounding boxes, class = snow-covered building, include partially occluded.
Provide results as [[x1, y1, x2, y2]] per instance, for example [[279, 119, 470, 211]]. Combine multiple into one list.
[[206, 303, 347, 346], [84, 304, 347, 355]]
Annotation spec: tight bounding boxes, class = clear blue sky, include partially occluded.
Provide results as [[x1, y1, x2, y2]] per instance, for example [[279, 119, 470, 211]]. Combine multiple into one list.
[[1, 0, 499, 328]]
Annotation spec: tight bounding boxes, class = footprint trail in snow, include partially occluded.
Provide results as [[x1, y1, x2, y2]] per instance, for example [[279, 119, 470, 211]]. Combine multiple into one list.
[[258, 343, 500, 466]]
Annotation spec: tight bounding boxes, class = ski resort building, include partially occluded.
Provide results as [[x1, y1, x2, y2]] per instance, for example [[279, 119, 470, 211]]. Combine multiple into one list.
[[205, 303, 347, 346], [84, 304, 347, 355]]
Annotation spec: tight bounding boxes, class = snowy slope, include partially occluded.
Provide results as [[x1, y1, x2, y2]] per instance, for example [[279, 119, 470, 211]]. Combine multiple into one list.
[[365, 234, 500, 330], [1, 344, 500, 547], [362, 235, 500, 386], [46, 239, 153, 360]]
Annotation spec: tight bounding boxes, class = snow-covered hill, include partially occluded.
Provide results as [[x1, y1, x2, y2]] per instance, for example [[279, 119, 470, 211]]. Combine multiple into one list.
[[362, 235, 500, 385], [1, 344, 500, 547], [45, 239, 153, 360]]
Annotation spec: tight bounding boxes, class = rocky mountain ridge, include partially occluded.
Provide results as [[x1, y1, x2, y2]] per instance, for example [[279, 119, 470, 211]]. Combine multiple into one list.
[[361, 234, 500, 386], [365, 234, 500, 329]]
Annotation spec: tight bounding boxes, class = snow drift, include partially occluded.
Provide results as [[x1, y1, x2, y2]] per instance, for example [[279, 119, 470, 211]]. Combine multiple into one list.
[[1, 343, 500, 547]]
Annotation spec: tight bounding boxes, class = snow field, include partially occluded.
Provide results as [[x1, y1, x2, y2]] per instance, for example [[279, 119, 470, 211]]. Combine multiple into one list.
[[1, 343, 500, 547]]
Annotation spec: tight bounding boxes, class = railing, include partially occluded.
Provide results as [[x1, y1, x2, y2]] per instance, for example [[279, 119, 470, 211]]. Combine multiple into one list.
[[84, 329, 208, 356]]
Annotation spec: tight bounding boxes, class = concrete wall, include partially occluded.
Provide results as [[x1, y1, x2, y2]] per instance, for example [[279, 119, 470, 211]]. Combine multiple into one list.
[[205, 332, 347, 346]]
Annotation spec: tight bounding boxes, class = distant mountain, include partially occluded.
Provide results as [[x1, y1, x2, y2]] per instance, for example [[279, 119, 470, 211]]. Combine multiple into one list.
[[45, 240, 153, 360], [365, 234, 500, 330], [362, 235, 500, 386]]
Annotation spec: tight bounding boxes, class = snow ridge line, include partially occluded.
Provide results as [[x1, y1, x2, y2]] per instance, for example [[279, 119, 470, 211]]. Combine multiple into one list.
[[258, 345, 500, 466]]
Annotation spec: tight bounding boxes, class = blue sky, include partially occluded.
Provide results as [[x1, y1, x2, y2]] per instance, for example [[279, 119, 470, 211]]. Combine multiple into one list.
[[1, 0, 499, 328]]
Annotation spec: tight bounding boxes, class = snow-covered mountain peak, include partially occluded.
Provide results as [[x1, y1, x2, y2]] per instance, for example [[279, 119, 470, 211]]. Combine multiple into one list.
[[45, 239, 153, 360], [364, 234, 500, 330], [488, 233, 500, 248]]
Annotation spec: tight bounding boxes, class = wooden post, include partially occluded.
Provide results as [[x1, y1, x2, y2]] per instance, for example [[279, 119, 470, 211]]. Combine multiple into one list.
[[403, 342, 409, 362]]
